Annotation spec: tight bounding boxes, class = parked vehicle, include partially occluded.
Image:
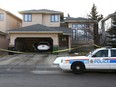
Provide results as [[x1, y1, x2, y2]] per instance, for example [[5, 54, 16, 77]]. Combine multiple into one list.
[[37, 42, 50, 51], [53, 47, 116, 74]]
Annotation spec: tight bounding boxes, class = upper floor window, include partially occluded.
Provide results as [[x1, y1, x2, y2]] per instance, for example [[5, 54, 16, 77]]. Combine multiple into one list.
[[72, 24, 89, 29], [0, 13, 4, 21], [72, 29, 92, 41], [51, 15, 59, 22], [23, 14, 32, 22]]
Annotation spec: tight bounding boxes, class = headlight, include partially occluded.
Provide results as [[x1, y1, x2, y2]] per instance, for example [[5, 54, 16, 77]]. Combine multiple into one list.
[[65, 60, 69, 63], [61, 59, 69, 64]]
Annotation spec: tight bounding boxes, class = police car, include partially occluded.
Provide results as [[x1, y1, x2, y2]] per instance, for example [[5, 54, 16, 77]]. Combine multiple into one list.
[[53, 47, 116, 74]]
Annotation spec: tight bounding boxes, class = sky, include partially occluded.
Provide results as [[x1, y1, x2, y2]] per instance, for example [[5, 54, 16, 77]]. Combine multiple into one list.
[[0, 0, 116, 19]]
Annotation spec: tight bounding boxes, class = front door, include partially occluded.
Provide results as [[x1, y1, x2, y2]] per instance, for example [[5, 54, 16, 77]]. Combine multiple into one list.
[[59, 35, 68, 47]]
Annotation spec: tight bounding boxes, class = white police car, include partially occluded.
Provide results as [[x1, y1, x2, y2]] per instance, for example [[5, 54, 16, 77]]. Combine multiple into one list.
[[53, 47, 116, 74]]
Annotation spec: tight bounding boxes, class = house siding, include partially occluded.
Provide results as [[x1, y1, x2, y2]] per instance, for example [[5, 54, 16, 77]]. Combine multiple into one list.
[[0, 8, 22, 51], [22, 13, 60, 27], [6, 13, 21, 31], [42, 14, 60, 27], [0, 10, 6, 32], [0, 34, 8, 50], [22, 14, 42, 27]]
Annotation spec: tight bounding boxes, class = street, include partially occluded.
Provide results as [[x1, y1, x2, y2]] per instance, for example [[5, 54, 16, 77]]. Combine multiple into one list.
[[0, 70, 116, 87], [0, 53, 116, 87]]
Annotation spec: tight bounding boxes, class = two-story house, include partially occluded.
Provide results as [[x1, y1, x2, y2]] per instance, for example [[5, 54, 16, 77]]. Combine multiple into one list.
[[0, 8, 22, 51], [8, 9, 71, 52], [64, 17, 95, 50]]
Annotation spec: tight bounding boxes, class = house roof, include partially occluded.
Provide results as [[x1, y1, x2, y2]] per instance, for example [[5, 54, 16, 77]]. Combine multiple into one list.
[[102, 12, 116, 22], [0, 8, 22, 21], [0, 31, 7, 36], [64, 17, 96, 23], [19, 9, 63, 15], [8, 24, 71, 35]]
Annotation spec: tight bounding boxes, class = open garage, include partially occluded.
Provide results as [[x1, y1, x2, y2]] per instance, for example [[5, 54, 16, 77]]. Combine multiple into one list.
[[15, 37, 53, 52], [8, 24, 71, 53]]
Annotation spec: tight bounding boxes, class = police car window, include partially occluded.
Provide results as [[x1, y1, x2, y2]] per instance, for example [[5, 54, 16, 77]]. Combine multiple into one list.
[[111, 50, 116, 57], [92, 50, 108, 57]]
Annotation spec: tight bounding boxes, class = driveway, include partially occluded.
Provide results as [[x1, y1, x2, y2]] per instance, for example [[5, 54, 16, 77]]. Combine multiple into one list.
[[0, 53, 69, 71]]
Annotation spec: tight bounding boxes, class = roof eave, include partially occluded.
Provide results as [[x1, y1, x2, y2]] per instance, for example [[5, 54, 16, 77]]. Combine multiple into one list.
[[8, 31, 63, 34], [65, 20, 96, 23]]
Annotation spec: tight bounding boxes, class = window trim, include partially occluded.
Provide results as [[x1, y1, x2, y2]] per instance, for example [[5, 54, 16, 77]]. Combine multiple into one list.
[[0, 13, 4, 21], [50, 14, 59, 22], [23, 14, 32, 22]]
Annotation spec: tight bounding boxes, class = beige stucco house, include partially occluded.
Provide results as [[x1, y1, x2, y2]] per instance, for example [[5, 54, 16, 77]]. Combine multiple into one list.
[[0, 31, 7, 51], [8, 9, 71, 52], [0, 8, 22, 52]]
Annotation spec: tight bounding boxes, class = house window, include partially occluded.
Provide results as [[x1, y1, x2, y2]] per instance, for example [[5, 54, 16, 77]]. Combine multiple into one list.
[[0, 13, 4, 21], [72, 24, 77, 28], [72, 29, 92, 41], [72, 29, 76, 40], [51, 15, 59, 22], [24, 14, 32, 22], [72, 24, 89, 29]]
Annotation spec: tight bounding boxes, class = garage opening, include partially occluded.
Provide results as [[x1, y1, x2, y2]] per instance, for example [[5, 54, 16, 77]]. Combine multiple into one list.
[[15, 37, 53, 52]]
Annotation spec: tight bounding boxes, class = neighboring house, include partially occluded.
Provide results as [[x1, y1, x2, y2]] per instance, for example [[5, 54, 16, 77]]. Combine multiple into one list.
[[8, 9, 71, 52], [0, 31, 7, 52], [64, 17, 95, 46], [0, 8, 22, 51], [0, 8, 22, 33], [99, 12, 116, 46]]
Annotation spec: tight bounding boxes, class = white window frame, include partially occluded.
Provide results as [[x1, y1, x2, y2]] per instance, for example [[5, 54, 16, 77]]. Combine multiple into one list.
[[24, 14, 32, 22], [51, 15, 59, 22], [0, 13, 4, 21]]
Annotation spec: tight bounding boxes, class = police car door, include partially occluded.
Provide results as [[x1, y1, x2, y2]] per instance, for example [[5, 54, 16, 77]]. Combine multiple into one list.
[[89, 49, 110, 69], [110, 49, 116, 69]]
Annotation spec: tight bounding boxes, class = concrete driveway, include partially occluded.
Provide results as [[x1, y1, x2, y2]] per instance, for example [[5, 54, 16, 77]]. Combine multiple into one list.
[[0, 53, 69, 71]]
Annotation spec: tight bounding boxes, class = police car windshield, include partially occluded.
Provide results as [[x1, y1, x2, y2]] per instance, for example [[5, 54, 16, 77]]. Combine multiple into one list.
[[86, 50, 95, 57]]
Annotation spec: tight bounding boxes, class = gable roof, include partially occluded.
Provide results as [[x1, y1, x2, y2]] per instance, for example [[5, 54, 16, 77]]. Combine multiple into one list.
[[19, 9, 63, 15], [0, 8, 22, 21], [0, 31, 7, 36], [8, 24, 71, 35]]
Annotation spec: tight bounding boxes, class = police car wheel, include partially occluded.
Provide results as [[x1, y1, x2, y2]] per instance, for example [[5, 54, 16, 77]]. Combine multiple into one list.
[[71, 63, 84, 74]]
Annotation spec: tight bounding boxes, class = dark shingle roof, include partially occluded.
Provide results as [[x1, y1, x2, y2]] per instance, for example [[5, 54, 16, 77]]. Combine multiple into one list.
[[53, 27, 72, 35], [19, 9, 63, 14], [8, 24, 71, 35], [64, 17, 96, 23]]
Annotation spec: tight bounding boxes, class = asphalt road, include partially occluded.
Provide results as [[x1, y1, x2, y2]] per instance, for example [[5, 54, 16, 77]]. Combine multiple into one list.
[[0, 53, 116, 87], [0, 70, 116, 87]]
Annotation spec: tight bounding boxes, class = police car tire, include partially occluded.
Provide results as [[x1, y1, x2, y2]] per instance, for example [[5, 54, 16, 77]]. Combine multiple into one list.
[[71, 63, 84, 74]]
